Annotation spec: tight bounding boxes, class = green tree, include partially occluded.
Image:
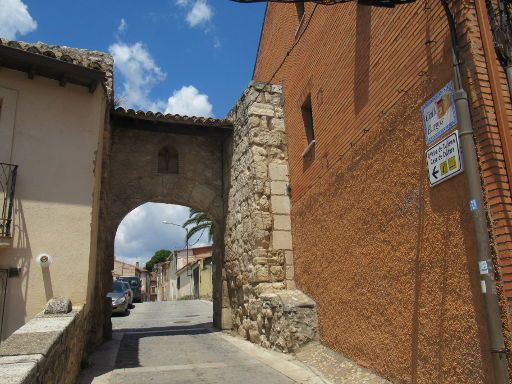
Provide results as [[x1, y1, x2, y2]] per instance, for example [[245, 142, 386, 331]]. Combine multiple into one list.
[[145, 249, 171, 272], [183, 208, 214, 243]]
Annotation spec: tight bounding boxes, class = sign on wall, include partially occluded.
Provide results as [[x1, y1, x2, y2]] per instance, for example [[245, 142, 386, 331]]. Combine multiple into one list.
[[421, 82, 458, 145], [426, 131, 463, 186]]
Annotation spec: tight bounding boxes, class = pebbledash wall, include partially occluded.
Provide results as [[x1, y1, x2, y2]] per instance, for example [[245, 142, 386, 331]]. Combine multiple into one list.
[[253, 1, 512, 383], [0, 41, 111, 342]]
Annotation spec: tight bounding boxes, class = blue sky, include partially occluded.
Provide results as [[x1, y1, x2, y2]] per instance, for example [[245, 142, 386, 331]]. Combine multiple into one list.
[[1, 0, 266, 267], [1, 0, 266, 117]]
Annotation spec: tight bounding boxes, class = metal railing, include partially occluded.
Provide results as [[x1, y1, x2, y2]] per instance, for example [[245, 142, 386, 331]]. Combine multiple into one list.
[[0, 163, 17, 238]]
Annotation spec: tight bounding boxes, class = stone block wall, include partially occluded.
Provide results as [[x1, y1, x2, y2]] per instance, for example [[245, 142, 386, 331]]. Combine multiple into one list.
[[0, 308, 86, 384], [225, 82, 317, 352]]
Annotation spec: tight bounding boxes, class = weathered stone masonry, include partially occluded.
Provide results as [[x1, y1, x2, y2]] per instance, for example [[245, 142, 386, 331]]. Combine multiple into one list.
[[224, 82, 318, 352], [90, 82, 318, 355]]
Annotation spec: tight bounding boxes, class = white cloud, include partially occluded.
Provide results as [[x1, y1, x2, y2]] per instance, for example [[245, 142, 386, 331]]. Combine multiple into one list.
[[175, 0, 213, 28], [186, 0, 213, 27], [110, 37, 214, 116], [0, 0, 37, 40], [163, 85, 213, 117], [213, 37, 221, 49], [115, 203, 211, 267], [117, 18, 127, 34], [109, 42, 166, 110]]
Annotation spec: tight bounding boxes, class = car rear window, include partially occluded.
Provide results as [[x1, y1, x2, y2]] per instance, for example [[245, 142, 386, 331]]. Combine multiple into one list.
[[112, 281, 124, 293], [119, 277, 139, 288]]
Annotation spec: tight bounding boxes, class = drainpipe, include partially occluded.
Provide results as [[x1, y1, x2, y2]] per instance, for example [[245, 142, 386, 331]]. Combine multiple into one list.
[[506, 66, 512, 98], [474, 0, 512, 186], [440, 1, 509, 382]]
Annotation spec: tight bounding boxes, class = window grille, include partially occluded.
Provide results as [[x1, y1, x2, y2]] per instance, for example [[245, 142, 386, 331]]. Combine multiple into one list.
[[0, 163, 17, 238]]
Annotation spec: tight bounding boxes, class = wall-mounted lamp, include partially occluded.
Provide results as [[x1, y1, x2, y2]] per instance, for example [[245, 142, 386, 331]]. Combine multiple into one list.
[[36, 253, 52, 268]]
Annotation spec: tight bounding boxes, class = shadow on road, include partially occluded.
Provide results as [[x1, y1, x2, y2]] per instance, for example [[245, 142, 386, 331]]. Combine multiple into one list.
[[112, 309, 131, 317], [114, 323, 217, 369]]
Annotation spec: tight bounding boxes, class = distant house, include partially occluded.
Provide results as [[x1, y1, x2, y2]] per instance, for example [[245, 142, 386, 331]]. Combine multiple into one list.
[[149, 272, 157, 302], [154, 260, 171, 302], [154, 245, 213, 301], [112, 259, 141, 279], [112, 259, 151, 302], [139, 269, 151, 302], [176, 255, 213, 300]]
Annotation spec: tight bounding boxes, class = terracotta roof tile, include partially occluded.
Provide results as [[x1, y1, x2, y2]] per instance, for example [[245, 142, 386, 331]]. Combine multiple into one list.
[[112, 107, 233, 128], [0, 38, 113, 98]]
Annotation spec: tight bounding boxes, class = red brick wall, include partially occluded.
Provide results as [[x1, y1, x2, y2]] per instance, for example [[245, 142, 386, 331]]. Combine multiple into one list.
[[253, 1, 512, 382]]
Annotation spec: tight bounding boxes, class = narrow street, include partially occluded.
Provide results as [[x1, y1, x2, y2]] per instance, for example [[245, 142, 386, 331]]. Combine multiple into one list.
[[78, 300, 330, 384]]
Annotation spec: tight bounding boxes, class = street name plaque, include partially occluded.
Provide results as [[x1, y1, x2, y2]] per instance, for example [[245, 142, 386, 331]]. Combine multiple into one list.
[[421, 82, 458, 145]]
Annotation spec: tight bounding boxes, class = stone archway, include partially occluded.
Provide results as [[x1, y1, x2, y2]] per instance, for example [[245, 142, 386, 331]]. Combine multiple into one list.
[[90, 83, 318, 353], [90, 110, 232, 343]]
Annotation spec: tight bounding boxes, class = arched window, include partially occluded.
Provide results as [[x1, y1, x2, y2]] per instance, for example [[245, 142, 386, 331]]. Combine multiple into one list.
[[157, 145, 179, 174]]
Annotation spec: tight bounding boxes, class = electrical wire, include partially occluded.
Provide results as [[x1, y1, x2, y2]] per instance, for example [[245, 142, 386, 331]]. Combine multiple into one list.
[[232, 0, 415, 6], [189, 227, 208, 247]]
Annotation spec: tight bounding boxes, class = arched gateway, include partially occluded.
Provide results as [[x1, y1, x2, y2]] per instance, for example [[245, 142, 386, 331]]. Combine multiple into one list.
[[90, 82, 318, 352], [102, 107, 230, 334]]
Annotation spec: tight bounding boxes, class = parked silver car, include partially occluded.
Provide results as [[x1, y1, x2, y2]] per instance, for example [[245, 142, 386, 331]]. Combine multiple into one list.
[[118, 276, 142, 303], [107, 280, 129, 314], [120, 280, 134, 306]]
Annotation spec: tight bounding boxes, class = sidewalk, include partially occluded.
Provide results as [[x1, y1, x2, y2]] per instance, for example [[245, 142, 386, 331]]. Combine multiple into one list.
[[77, 301, 388, 384], [295, 342, 390, 384]]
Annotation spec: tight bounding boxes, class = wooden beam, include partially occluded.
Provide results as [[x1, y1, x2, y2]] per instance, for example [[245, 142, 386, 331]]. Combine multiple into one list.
[[111, 115, 233, 137], [0, 44, 106, 90], [59, 75, 67, 87], [27, 65, 35, 79], [89, 81, 98, 94]]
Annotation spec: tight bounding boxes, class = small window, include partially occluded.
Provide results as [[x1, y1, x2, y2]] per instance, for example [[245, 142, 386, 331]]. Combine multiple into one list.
[[295, 2, 305, 22], [158, 145, 179, 174], [177, 276, 181, 290], [302, 95, 315, 144]]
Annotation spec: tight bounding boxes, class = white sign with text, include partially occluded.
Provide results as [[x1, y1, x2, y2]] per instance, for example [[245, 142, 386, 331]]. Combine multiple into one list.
[[426, 131, 463, 186]]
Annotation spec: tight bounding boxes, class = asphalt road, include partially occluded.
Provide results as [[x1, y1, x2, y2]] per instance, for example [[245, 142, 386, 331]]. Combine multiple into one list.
[[78, 300, 329, 384]]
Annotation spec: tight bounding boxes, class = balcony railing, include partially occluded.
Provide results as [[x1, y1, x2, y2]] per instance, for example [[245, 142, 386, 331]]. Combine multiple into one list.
[[0, 163, 17, 238]]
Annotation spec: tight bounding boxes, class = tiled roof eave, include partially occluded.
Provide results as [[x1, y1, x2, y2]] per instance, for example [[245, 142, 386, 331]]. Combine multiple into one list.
[[112, 107, 232, 128], [0, 38, 113, 98]]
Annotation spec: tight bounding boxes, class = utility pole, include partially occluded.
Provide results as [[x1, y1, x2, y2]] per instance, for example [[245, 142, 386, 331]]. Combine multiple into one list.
[[440, 1, 509, 382]]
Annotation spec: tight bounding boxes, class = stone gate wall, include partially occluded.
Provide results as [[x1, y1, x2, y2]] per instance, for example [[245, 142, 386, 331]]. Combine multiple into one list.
[[225, 82, 318, 352]]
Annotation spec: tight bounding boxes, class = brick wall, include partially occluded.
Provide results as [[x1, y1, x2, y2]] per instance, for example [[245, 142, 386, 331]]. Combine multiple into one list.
[[254, 1, 512, 382]]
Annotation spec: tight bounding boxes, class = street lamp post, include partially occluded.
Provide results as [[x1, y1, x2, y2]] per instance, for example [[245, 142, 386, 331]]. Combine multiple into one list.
[[162, 221, 190, 266], [162, 220, 192, 297]]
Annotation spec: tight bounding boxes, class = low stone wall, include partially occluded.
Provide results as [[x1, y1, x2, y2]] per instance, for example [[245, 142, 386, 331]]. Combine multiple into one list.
[[1, 305, 87, 384], [225, 82, 319, 351]]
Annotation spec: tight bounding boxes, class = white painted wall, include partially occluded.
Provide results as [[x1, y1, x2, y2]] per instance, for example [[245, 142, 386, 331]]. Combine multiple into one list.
[[0, 68, 106, 340]]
